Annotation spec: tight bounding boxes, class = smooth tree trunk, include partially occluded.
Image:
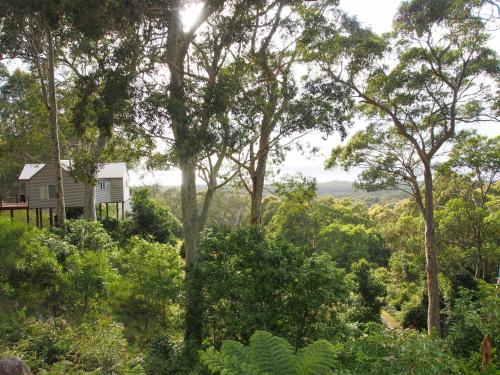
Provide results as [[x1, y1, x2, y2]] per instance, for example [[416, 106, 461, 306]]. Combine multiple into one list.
[[423, 165, 440, 336], [83, 133, 107, 221], [198, 187, 216, 233], [83, 183, 96, 221], [166, 1, 204, 345], [164, 0, 223, 348], [249, 120, 272, 225], [180, 159, 203, 345], [46, 28, 66, 226], [250, 158, 268, 225], [474, 228, 485, 279]]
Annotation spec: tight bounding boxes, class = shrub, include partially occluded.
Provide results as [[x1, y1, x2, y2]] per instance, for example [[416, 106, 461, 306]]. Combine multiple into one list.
[[317, 223, 387, 269], [63, 220, 116, 252], [113, 238, 183, 337], [200, 226, 349, 348], [337, 326, 472, 374], [125, 188, 181, 245], [74, 317, 133, 374], [144, 333, 184, 375], [349, 259, 386, 323], [0, 219, 33, 302]]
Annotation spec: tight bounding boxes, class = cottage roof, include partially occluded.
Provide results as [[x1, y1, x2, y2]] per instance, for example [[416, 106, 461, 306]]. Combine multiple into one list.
[[96, 162, 128, 179], [18, 164, 45, 180], [18, 161, 128, 181]]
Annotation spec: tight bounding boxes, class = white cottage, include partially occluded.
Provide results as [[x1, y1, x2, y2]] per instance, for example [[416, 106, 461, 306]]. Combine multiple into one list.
[[18, 160, 130, 223]]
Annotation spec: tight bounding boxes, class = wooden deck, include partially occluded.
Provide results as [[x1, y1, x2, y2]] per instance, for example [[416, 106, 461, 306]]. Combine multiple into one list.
[[0, 201, 29, 210]]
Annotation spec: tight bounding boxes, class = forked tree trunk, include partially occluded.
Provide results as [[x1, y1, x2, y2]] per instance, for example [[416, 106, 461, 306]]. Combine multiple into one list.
[[165, 0, 222, 348], [46, 28, 66, 226], [423, 165, 440, 336]]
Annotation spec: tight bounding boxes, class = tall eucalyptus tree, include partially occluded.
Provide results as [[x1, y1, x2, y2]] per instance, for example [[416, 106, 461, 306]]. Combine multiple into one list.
[[229, 0, 351, 224], [307, 0, 499, 335], [0, 1, 68, 224]]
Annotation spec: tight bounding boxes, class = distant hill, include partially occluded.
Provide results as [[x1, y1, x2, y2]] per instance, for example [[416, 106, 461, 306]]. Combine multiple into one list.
[[315, 180, 409, 202], [151, 180, 409, 204]]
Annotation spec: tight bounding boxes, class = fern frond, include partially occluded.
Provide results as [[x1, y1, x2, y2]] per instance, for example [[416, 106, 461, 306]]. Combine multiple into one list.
[[221, 340, 251, 363], [249, 331, 295, 374], [296, 340, 338, 375], [200, 349, 228, 373]]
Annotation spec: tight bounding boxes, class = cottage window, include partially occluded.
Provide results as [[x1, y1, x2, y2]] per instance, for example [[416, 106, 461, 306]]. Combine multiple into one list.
[[99, 181, 108, 190], [39, 185, 56, 200]]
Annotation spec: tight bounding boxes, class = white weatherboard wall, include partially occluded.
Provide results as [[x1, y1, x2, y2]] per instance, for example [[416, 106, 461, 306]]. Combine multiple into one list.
[[27, 164, 85, 208], [96, 180, 111, 203]]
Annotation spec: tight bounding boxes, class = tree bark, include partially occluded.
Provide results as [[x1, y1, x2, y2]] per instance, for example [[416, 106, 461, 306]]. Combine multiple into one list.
[[198, 187, 215, 233], [250, 160, 267, 225], [83, 182, 96, 221], [180, 159, 203, 345], [46, 28, 66, 226], [165, 0, 204, 345], [423, 165, 440, 336], [82, 133, 107, 221], [250, 122, 272, 225]]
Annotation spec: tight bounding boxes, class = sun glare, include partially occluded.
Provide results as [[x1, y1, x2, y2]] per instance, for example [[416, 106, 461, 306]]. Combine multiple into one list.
[[180, 2, 205, 31]]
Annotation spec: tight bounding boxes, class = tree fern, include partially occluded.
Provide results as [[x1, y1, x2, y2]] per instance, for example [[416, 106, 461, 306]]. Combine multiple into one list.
[[248, 331, 295, 374], [200, 331, 344, 375], [296, 340, 338, 375]]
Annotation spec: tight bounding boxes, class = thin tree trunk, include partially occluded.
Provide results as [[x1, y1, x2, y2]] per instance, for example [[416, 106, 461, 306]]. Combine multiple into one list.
[[475, 249, 484, 279], [46, 28, 66, 226], [474, 227, 484, 279], [250, 166, 266, 224], [423, 165, 440, 336], [198, 187, 215, 233], [83, 133, 107, 221], [250, 128, 271, 225], [181, 159, 203, 345], [83, 182, 96, 221]]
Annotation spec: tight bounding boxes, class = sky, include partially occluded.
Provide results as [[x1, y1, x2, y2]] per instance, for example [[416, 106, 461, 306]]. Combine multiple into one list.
[[131, 0, 407, 186], [3, 1, 497, 186], [131, 0, 499, 187]]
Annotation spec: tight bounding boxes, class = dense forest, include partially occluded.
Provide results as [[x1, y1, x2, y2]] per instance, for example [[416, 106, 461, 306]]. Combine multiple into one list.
[[0, 0, 499, 374]]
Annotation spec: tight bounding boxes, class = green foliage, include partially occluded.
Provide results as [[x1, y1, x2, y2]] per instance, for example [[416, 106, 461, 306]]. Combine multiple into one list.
[[444, 283, 500, 367], [0, 315, 142, 374], [200, 226, 349, 349], [143, 333, 184, 375], [0, 69, 62, 196], [266, 184, 385, 265], [0, 220, 117, 318], [122, 188, 181, 245], [63, 220, 116, 252], [64, 250, 117, 316], [201, 328, 478, 375], [348, 259, 386, 323], [317, 223, 387, 269], [73, 317, 135, 374], [113, 238, 184, 337], [337, 326, 473, 374], [200, 330, 339, 375], [435, 132, 500, 281], [0, 219, 33, 301]]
